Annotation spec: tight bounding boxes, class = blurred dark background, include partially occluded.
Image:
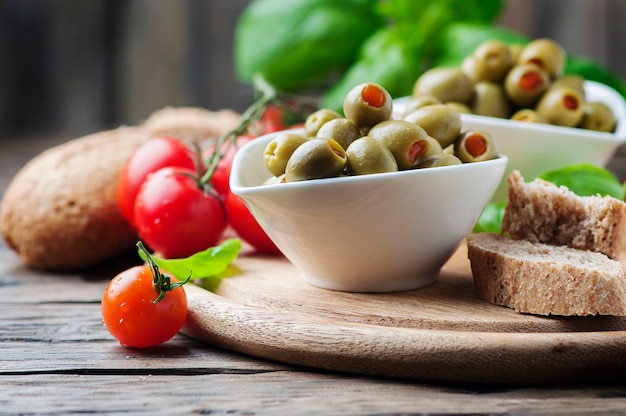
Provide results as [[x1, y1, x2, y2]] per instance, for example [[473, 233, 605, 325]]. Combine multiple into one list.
[[0, 0, 625, 141]]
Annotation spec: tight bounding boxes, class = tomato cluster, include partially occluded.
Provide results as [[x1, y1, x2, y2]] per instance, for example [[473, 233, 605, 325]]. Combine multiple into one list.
[[103, 101, 294, 349], [116, 107, 287, 259]]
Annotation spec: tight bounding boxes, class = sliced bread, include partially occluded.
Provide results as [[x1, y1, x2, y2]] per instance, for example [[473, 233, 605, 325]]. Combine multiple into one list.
[[467, 232, 626, 316], [502, 170, 626, 260]]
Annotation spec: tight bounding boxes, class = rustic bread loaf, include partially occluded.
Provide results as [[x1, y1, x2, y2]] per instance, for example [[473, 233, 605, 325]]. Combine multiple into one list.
[[0, 107, 241, 270], [0, 127, 148, 270], [142, 107, 241, 143], [467, 232, 626, 316], [502, 170, 626, 259]]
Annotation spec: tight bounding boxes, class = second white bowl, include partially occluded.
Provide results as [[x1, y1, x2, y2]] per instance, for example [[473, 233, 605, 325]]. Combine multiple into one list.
[[395, 80, 626, 202]]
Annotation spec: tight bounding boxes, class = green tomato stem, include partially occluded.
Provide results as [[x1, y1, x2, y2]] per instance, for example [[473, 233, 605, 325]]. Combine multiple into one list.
[[200, 74, 278, 186], [137, 241, 190, 304]]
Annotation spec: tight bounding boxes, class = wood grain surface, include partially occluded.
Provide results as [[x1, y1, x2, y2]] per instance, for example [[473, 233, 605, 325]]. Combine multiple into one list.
[[3, 137, 626, 414], [182, 242, 626, 384]]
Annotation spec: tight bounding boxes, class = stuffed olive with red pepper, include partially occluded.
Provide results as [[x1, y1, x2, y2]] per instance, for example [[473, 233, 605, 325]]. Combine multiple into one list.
[[343, 82, 392, 133], [410, 37, 616, 132], [262, 82, 499, 185]]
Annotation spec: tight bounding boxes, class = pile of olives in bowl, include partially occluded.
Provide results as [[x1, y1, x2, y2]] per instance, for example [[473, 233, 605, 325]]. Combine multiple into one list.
[[411, 38, 617, 132], [262, 82, 500, 184]]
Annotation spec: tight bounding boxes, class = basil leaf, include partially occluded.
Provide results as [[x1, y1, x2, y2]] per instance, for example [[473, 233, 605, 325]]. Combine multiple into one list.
[[139, 239, 242, 290], [539, 164, 625, 200], [473, 201, 506, 234], [320, 28, 420, 111], [234, 0, 382, 91], [434, 22, 529, 67], [321, 0, 505, 110]]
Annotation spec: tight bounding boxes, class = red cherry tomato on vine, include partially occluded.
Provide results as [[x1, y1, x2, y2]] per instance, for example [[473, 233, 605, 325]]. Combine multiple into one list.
[[261, 105, 288, 133], [117, 137, 197, 226], [205, 135, 254, 197], [101, 265, 187, 348], [224, 190, 281, 254], [134, 166, 227, 259]]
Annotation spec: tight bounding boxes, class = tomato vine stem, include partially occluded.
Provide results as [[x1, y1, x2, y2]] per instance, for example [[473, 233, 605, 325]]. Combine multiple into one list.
[[200, 75, 279, 186], [137, 241, 190, 304]]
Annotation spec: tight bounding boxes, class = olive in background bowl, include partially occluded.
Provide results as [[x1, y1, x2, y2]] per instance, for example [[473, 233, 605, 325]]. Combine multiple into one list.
[[395, 80, 626, 202], [230, 129, 508, 293]]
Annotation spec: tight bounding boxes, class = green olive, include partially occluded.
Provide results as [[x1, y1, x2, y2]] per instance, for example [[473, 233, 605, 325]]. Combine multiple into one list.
[[518, 38, 565, 79], [504, 63, 550, 108], [412, 67, 473, 104], [472, 81, 510, 118], [345, 136, 398, 175], [403, 104, 462, 148], [580, 101, 617, 132], [284, 138, 347, 182], [454, 130, 499, 163], [418, 153, 463, 168], [536, 85, 585, 127], [551, 74, 585, 97], [461, 55, 478, 83], [446, 101, 472, 114], [304, 108, 341, 137], [368, 120, 441, 169], [471, 39, 514, 83], [510, 108, 546, 123], [509, 43, 524, 63], [315, 118, 361, 150], [401, 95, 442, 118], [343, 82, 392, 132], [263, 133, 309, 177]]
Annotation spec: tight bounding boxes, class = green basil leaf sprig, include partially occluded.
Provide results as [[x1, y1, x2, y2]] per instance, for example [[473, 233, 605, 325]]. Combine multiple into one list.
[[539, 164, 625, 200], [321, 0, 505, 110], [320, 27, 420, 109], [235, 0, 504, 110], [139, 238, 242, 292], [433, 22, 530, 68], [234, 0, 382, 91]]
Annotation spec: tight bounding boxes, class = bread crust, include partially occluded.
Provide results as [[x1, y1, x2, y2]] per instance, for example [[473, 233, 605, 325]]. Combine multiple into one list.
[[0, 107, 242, 270], [142, 107, 241, 143], [0, 127, 147, 269], [502, 170, 626, 259], [467, 233, 626, 316]]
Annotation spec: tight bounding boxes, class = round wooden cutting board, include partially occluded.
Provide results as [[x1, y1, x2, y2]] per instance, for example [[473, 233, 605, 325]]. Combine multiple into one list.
[[181, 241, 626, 384]]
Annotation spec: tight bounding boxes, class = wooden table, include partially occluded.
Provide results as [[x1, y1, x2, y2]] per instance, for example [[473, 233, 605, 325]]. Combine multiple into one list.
[[2, 136, 626, 415]]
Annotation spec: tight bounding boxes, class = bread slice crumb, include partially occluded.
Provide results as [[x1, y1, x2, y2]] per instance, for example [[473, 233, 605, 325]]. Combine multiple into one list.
[[467, 233, 626, 316], [502, 170, 626, 259]]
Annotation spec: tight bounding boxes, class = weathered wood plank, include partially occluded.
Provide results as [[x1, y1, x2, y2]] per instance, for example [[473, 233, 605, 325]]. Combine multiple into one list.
[[1, 373, 626, 415]]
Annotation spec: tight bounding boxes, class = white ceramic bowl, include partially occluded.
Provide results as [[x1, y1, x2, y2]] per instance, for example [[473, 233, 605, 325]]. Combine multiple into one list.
[[230, 130, 508, 293], [395, 80, 626, 202]]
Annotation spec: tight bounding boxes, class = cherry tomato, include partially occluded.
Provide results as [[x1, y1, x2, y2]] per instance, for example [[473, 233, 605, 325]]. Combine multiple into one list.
[[102, 265, 187, 348], [134, 167, 227, 259], [224, 189, 281, 254], [117, 137, 197, 226], [261, 105, 288, 133], [205, 135, 254, 197]]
